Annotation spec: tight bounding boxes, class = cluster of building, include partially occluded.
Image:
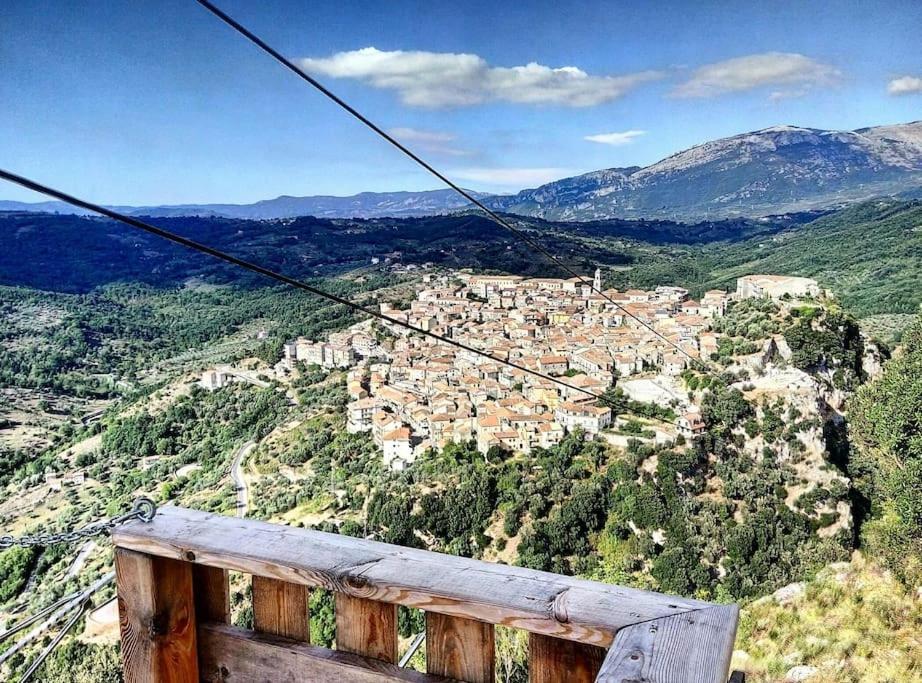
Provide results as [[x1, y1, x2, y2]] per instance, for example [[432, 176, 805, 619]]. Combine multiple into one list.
[[273, 271, 818, 469]]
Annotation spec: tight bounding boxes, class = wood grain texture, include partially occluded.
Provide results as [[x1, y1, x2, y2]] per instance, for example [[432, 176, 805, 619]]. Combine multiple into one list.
[[192, 564, 230, 623], [115, 548, 198, 683], [528, 632, 605, 683], [336, 593, 398, 663], [252, 574, 310, 640], [426, 612, 494, 682], [597, 605, 740, 683], [112, 506, 714, 647], [198, 621, 449, 682]]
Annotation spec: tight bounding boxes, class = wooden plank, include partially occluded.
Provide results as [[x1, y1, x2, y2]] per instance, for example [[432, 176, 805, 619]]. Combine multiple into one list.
[[528, 632, 605, 683], [198, 621, 448, 682], [336, 593, 398, 663], [115, 548, 198, 683], [252, 574, 310, 640], [426, 612, 494, 683], [596, 605, 740, 683], [112, 506, 713, 647], [192, 564, 230, 623]]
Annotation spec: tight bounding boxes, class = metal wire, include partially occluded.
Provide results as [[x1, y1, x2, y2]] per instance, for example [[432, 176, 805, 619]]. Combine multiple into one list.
[[194, 0, 704, 370], [0, 573, 114, 667], [0, 168, 608, 400], [19, 603, 88, 682], [0, 593, 80, 643], [399, 631, 426, 667]]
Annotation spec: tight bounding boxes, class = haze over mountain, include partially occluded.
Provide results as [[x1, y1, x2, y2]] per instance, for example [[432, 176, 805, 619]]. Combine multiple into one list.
[[0, 189, 491, 221], [4, 121, 921, 222]]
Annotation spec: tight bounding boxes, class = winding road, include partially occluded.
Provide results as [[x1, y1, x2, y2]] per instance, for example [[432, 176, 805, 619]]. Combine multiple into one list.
[[230, 441, 256, 518]]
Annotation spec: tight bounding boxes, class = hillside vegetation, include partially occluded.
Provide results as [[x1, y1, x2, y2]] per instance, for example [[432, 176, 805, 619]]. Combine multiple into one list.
[[3, 200, 921, 339], [735, 554, 922, 682], [2, 200, 922, 680], [699, 200, 922, 319], [849, 314, 922, 586], [595, 200, 922, 339]]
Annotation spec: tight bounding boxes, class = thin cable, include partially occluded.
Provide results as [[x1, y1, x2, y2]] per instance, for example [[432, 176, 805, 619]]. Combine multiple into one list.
[[0, 168, 603, 400], [20, 603, 87, 683], [193, 0, 702, 369]]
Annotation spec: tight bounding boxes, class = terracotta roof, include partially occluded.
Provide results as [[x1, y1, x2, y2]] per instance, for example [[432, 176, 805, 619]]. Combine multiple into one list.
[[383, 428, 411, 441]]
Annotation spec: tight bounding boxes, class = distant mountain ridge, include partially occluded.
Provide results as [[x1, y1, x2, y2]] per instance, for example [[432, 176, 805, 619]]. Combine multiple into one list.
[[3, 121, 921, 221], [486, 121, 922, 220], [0, 188, 491, 220]]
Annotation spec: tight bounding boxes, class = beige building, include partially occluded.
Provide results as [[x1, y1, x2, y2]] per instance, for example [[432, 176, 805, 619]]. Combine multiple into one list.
[[736, 275, 820, 301]]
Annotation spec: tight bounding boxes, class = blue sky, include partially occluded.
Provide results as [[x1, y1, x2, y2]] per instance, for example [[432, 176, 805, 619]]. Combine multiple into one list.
[[2, 0, 921, 204]]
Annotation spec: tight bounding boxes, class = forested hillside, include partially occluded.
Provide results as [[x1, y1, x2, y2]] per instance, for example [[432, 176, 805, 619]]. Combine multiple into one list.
[[4, 200, 919, 340], [694, 200, 922, 320], [2, 201, 922, 681]]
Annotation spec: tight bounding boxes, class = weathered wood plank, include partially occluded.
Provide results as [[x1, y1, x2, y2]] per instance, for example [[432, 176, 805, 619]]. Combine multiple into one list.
[[596, 605, 740, 683], [528, 632, 605, 683], [336, 593, 398, 663], [198, 621, 448, 682], [426, 612, 494, 682], [112, 507, 712, 646], [192, 564, 230, 623], [115, 548, 198, 683], [252, 574, 310, 640]]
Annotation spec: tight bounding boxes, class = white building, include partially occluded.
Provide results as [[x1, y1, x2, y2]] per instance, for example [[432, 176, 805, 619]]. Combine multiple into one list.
[[346, 398, 376, 433], [555, 402, 612, 435], [200, 366, 234, 391], [382, 427, 414, 470], [676, 411, 706, 437], [736, 275, 820, 301]]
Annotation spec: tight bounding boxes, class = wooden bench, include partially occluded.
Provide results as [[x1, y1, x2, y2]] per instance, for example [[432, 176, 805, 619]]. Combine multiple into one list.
[[111, 506, 738, 682]]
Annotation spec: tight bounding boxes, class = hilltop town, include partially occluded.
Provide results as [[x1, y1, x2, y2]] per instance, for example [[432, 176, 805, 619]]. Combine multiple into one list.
[[239, 271, 822, 469]]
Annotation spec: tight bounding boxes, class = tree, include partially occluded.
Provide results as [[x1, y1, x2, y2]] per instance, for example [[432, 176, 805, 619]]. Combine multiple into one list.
[[850, 313, 922, 585], [701, 383, 752, 436], [0, 545, 38, 602], [37, 640, 122, 682]]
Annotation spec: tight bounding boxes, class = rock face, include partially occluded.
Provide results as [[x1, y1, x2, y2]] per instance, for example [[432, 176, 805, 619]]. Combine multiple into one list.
[[487, 121, 922, 220], [772, 582, 806, 606], [734, 366, 853, 537], [785, 665, 818, 681]]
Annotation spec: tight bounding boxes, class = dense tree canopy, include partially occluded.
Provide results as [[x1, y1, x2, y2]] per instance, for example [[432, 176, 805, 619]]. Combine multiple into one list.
[[850, 313, 922, 584]]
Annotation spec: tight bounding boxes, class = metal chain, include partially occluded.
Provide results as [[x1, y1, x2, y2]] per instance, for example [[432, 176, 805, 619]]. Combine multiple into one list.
[[0, 497, 156, 550]]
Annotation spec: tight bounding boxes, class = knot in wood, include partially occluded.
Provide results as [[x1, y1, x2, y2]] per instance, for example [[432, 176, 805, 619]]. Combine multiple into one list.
[[149, 611, 170, 637], [343, 573, 371, 593], [551, 588, 571, 623]]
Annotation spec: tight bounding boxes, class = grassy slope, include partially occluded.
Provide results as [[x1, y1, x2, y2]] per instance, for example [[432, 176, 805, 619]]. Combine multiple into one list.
[[735, 554, 922, 682]]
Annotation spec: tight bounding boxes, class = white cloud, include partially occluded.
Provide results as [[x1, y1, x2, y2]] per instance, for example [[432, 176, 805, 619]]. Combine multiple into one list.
[[449, 167, 568, 188], [584, 130, 646, 146], [768, 88, 808, 102], [673, 52, 839, 98], [299, 47, 662, 108], [888, 75, 922, 95], [387, 127, 469, 156]]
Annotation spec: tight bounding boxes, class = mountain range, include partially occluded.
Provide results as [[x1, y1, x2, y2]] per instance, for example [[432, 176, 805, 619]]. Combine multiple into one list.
[[3, 121, 921, 221], [0, 188, 489, 221], [487, 121, 922, 220]]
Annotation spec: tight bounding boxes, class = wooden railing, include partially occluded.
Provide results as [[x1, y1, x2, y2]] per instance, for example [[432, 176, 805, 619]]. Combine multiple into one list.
[[111, 506, 739, 682]]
